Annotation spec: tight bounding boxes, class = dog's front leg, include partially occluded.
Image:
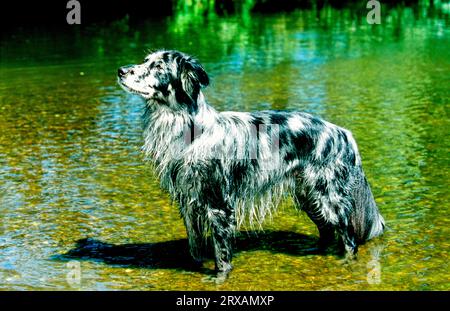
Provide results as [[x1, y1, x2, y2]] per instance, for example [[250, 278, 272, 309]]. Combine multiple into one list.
[[182, 204, 207, 265], [207, 206, 235, 280]]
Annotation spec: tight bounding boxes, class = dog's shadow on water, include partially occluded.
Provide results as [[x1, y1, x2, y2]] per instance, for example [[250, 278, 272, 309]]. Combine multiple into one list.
[[56, 231, 325, 272]]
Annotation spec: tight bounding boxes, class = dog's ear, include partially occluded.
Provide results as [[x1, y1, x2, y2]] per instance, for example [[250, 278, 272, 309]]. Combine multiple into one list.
[[176, 56, 209, 112], [182, 57, 209, 89]]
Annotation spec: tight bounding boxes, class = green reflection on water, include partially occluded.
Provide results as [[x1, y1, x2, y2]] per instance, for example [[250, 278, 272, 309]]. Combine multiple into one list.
[[0, 5, 449, 290]]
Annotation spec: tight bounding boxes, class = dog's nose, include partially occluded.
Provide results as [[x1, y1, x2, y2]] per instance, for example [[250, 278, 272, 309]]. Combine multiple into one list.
[[118, 66, 128, 77], [118, 66, 134, 77]]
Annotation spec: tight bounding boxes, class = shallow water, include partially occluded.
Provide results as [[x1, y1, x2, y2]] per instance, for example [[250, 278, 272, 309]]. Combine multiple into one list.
[[1, 7, 449, 290]]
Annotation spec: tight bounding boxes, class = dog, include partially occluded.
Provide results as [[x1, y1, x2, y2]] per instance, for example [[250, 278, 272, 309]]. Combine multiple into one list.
[[118, 50, 385, 279]]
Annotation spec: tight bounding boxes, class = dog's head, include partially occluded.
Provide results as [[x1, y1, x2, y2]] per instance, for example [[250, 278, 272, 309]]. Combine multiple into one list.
[[118, 50, 209, 113]]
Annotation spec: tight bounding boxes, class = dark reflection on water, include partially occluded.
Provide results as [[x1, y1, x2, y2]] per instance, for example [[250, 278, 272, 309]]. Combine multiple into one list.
[[0, 5, 449, 290], [57, 231, 319, 271]]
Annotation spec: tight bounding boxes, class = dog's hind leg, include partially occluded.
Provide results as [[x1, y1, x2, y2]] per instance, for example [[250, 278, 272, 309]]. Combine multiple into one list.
[[295, 186, 357, 256], [294, 191, 335, 248], [307, 210, 336, 249], [332, 194, 358, 256], [336, 209, 358, 256]]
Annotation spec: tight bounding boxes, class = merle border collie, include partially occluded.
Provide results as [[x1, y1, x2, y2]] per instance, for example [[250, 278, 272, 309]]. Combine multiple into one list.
[[118, 50, 384, 281]]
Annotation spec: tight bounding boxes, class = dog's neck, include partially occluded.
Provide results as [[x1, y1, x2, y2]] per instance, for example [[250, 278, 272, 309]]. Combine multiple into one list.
[[144, 91, 219, 128], [142, 91, 219, 164], [193, 91, 220, 129]]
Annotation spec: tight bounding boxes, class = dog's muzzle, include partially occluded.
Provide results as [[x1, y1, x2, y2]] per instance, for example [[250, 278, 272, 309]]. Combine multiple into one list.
[[118, 65, 134, 78]]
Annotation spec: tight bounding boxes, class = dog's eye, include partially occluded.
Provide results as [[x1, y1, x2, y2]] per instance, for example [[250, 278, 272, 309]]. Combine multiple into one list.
[[149, 62, 163, 71]]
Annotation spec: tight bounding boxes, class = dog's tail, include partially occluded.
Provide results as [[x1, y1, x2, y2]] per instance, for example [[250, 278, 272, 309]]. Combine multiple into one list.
[[351, 172, 385, 244]]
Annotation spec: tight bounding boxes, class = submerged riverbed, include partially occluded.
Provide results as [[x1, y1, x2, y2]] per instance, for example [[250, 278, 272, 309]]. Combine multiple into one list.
[[0, 7, 449, 290]]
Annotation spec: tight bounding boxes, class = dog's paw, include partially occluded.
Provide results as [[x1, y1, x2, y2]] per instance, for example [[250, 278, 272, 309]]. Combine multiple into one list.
[[201, 265, 232, 284], [201, 271, 229, 284]]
